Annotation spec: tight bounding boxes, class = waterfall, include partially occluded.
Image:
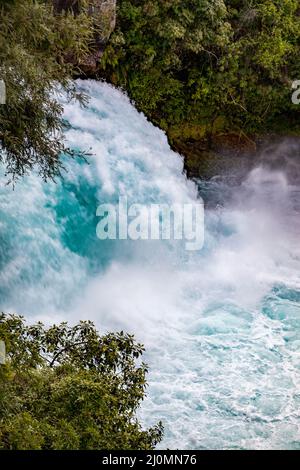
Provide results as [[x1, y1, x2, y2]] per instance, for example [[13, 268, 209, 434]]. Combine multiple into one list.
[[0, 80, 299, 449]]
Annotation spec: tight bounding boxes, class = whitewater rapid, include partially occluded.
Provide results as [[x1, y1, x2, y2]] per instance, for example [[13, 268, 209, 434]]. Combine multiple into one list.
[[0, 81, 300, 449]]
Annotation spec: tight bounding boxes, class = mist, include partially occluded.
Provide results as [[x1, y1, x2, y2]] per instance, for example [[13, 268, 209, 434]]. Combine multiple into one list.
[[0, 82, 299, 449]]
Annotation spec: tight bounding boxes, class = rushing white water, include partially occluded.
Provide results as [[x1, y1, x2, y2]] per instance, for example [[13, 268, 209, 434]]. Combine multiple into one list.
[[0, 80, 300, 449]]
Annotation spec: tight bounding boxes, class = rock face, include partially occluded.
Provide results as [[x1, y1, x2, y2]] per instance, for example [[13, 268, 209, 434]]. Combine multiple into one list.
[[53, 0, 116, 73]]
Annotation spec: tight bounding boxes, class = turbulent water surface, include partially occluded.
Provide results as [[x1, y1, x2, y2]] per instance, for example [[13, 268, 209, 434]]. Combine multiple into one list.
[[0, 81, 300, 449]]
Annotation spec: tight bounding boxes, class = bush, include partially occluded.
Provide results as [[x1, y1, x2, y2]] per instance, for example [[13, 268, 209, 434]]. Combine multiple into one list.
[[0, 314, 163, 450], [100, 0, 300, 139]]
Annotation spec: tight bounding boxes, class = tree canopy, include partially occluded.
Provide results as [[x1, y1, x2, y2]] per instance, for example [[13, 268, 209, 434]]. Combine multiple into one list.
[[0, 314, 163, 449], [100, 0, 300, 146], [0, 0, 94, 182]]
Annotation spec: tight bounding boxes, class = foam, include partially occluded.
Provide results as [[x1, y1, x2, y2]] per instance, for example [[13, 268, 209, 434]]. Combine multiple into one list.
[[0, 80, 299, 449]]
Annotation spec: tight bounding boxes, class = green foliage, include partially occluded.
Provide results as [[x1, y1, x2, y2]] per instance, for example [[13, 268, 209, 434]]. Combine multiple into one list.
[[100, 0, 300, 139], [0, 314, 163, 449], [0, 0, 94, 181]]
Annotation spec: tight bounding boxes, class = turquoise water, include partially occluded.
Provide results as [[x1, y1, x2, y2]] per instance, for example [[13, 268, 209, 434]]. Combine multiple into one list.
[[0, 81, 299, 449]]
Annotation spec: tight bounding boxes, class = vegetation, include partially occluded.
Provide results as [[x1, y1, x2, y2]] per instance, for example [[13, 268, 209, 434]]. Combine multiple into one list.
[[0, 314, 163, 449], [0, 0, 299, 452], [0, 0, 94, 182], [1, 1, 299, 180], [100, 0, 300, 150]]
